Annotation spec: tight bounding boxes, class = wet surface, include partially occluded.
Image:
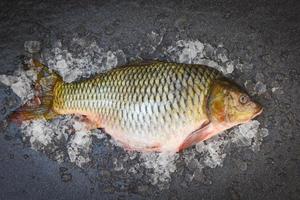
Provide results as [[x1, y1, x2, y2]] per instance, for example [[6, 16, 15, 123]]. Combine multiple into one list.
[[0, 0, 300, 199]]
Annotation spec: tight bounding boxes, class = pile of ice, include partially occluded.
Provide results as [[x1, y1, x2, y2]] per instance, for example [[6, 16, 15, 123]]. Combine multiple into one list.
[[0, 69, 36, 103], [166, 40, 235, 74], [44, 38, 126, 83], [1, 38, 269, 190], [139, 152, 179, 185], [232, 120, 269, 152], [21, 116, 105, 167]]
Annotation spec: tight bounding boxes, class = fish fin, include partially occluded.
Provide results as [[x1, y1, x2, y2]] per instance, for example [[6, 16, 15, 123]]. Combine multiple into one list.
[[119, 141, 161, 152], [178, 121, 216, 151], [9, 59, 62, 124], [143, 143, 162, 152], [77, 115, 102, 130]]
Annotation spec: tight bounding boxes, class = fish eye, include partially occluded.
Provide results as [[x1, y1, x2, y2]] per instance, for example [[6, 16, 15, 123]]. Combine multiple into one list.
[[239, 94, 249, 104]]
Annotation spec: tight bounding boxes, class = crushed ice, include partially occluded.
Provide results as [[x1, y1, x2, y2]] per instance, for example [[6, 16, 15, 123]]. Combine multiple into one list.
[[44, 38, 126, 83], [139, 152, 179, 185], [232, 120, 269, 152], [166, 40, 235, 74], [21, 116, 105, 167], [2, 38, 269, 189], [0, 69, 36, 103]]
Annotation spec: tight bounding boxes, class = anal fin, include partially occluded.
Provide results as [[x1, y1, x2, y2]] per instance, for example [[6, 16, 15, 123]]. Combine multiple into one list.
[[77, 115, 102, 131]]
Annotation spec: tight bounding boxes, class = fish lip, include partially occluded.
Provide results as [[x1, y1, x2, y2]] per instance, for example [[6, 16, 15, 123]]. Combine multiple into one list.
[[252, 106, 263, 119]]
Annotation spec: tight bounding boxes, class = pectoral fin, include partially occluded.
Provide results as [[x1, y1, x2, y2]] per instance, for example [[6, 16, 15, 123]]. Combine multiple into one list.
[[178, 121, 217, 151]]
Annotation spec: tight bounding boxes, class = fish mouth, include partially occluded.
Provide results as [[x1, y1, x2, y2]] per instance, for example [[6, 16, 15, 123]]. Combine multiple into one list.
[[252, 105, 263, 119]]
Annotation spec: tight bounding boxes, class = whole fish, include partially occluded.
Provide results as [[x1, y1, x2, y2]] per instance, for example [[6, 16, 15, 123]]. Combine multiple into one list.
[[10, 60, 263, 152]]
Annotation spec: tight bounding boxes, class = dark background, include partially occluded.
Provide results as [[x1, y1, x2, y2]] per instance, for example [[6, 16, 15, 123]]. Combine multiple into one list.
[[0, 0, 299, 200]]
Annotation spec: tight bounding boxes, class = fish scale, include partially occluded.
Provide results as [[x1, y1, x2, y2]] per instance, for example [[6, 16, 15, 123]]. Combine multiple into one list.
[[52, 62, 221, 150]]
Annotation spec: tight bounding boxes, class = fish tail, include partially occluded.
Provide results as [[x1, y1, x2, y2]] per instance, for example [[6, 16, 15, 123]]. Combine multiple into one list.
[[9, 59, 63, 124]]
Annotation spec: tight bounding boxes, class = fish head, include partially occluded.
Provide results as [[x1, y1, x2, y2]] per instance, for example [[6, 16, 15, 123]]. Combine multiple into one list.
[[207, 79, 263, 125]]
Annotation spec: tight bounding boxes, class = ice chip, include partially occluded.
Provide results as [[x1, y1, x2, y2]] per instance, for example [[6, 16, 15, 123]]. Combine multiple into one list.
[[105, 51, 118, 70], [254, 81, 267, 95], [225, 61, 235, 74], [216, 47, 229, 63], [146, 31, 164, 53], [113, 157, 124, 171], [260, 128, 269, 137], [203, 43, 215, 58], [24, 41, 41, 54]]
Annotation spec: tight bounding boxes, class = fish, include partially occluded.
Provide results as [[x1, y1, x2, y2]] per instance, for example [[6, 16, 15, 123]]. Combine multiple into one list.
[[9, 59, 263, 152]]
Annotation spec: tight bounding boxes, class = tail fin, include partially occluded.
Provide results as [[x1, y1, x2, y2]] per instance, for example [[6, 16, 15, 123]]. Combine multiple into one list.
[[9, 59, 63, 124]]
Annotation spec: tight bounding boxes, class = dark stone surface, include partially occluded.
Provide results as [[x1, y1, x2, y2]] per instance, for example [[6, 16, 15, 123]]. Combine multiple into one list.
[[0, 0, 299, 199]]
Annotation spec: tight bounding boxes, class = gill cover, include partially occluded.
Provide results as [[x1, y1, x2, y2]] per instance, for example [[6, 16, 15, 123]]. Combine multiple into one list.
[[207, 79, 228, 123]]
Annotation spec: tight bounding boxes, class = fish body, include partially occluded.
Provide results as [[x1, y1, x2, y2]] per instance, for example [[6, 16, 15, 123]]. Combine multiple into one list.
[[53, 62, 221, 151], [11, 60, 263, 152]]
